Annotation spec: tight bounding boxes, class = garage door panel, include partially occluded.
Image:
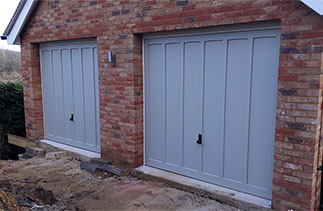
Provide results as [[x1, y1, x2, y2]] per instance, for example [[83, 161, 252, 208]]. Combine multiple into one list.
[[247, 37, 279, 191], [52, 50, 65, 141], [82, 48, 97, 146], [71, 49, 86, 144], [145, 28, 279, 199], [146, 43, 165, 163], [223, 39, 251, 183], [42, 50, 55, 138], [41, 41, 100, 152], [202, 40, 226, 178], [61, 49, 75, 142], [93, 48, 100, 147], [165, 43, 183, 167], [183, 42, 203, 172]]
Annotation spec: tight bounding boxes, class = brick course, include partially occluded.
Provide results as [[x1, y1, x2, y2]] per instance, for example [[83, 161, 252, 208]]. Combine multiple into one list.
[[19, 0, 323, 209]]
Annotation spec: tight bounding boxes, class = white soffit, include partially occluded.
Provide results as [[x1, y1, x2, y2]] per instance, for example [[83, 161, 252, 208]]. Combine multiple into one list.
[[6, 0, 38, 45], [300, 0, 323, 15]]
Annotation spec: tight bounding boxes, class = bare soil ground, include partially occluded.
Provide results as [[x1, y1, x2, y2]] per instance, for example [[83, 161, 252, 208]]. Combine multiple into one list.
[[0, 156, 239, 211]]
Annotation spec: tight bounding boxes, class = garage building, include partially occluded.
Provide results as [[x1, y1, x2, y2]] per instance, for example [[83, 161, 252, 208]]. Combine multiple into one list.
[[2, 0, 323, 210]]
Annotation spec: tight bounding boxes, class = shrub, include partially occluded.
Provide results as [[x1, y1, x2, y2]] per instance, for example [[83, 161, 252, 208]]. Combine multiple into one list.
[[0, 82, 26, 159]]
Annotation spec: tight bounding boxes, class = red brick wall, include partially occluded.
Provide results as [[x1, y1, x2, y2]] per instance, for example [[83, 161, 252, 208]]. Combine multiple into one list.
[[19, 0, 323, 209], [21, 42, 43, 140]]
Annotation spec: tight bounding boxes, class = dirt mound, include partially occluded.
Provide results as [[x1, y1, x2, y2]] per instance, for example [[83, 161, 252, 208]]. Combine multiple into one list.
[[0, 179, 55, 210], [0, 157, 238, 211], [0, 189, 26, 211]]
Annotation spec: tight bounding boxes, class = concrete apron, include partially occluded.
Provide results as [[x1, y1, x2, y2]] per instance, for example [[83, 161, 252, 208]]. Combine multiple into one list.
[[132, 166, 272, 211], [38, 139, 100, 162]]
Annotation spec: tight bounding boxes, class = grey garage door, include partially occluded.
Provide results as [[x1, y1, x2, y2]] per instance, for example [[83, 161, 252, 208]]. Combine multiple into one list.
[[144, 28, 280, 199], [40, 40, 100, 152]]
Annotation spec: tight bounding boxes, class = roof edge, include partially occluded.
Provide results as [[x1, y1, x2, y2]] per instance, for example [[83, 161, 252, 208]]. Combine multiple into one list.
[[4, 0, 38, 45], [300, 0, 323, 15], [3, 0, 27, 36], [2, 0, 322, 45]]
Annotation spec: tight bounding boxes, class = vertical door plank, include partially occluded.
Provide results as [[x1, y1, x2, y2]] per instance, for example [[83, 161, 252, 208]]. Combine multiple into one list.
[[146, 43, 165, 163], [182, 41, 203, 172], [42, 50, 55, 138], [223, 38, 251, 183], [61, 49, 75, 142], [247, 37, 279, 192], [202, 40, 226, 178], [93, 48, 100, 148], [165, 42, 183, 167], [82, 48, 97, 146], [71, 48, 85, 144], [52, 50, 65, 141]]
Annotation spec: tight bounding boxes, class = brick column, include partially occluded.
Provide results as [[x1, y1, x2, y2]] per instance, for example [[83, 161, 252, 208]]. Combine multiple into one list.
[[99, 34, 143, 167], [272, 26, 323, 210], [20, 41, 44, 140]]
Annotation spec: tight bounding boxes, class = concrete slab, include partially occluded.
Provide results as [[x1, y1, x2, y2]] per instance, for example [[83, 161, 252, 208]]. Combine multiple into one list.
[[39, 140, 100, 159], [134, 166, 272, 210], [45, 151, 67, 159]]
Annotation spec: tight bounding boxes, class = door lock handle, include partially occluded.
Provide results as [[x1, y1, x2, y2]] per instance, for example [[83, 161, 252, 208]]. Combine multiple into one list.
[[196, 134, 202, 144], [69, 114, 74, 121]]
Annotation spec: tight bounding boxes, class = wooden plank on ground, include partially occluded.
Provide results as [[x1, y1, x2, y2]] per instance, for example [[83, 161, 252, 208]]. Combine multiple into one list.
[[8, 134, 38, 148]]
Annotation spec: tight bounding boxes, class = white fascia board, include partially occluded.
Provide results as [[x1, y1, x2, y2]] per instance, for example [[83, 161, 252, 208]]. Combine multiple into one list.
[[300, 0, 323, 15], [7, 0, 38, 45]]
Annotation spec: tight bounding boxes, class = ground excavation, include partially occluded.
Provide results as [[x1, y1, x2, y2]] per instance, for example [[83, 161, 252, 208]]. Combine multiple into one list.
[[0, 156, 239, 211]]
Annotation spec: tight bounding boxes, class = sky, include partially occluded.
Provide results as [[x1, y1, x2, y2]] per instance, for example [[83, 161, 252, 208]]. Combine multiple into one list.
[[0, 0, 21, 52]]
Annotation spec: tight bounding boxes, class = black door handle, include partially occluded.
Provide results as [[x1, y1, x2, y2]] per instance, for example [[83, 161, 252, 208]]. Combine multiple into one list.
[[69, 114, 74, 121], [196, 134, 202, 144]]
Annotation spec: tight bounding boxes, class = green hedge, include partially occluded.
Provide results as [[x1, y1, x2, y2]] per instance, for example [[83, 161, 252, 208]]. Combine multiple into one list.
[[0, 82, 26, 159]]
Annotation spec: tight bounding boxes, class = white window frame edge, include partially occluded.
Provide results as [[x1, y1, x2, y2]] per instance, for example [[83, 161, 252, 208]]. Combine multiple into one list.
[[6, 0, 38, 45]]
